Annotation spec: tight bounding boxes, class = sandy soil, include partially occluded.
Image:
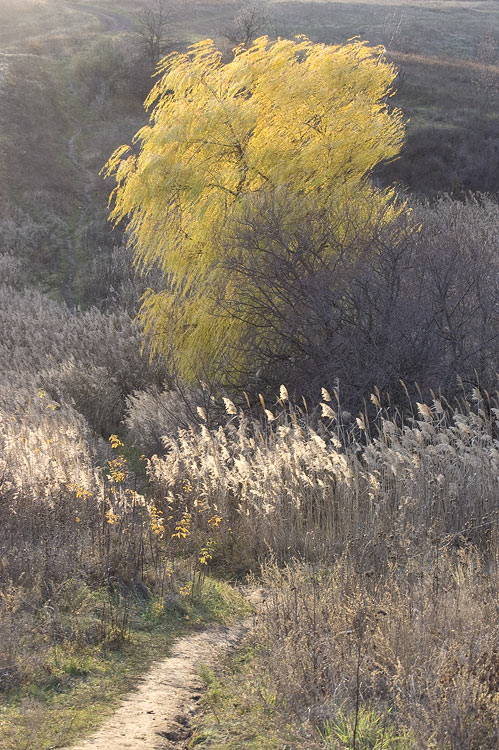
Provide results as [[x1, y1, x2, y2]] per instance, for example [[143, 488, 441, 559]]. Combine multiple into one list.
[[62, 619, 251, 750]]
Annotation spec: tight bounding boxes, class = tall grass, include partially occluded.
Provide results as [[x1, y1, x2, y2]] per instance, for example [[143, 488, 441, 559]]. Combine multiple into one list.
[[0, 261, 174, 691], [157, 391, 498, 748], [250, 553, 498, 749], [148, 389, 498, 567]]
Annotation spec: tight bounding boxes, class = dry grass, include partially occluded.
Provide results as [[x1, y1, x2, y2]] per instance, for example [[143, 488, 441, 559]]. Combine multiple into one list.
[[0, 267, 246, 711], [149, 386, 499, 747], [0, 262, 172, 696], [147, 389, 499, 566], [192, 547, 499, 749], [244, 551, 499, 749]]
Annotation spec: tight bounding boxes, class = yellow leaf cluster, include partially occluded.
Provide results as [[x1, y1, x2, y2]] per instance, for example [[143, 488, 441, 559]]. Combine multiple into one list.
[[171, 511, 192, 539], [104, 36, 405, 380]]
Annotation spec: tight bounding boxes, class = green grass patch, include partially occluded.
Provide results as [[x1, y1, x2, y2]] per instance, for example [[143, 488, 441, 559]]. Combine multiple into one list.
[[320, 709, 414, 750]]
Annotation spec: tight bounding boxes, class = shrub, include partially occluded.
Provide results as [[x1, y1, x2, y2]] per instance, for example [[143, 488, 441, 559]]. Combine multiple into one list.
[[0, 253, 25, 289]]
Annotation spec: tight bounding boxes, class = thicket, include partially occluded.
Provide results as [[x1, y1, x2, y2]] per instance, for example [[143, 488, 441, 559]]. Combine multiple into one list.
[[88, 194, 499, 416], [381, 119, 499, 196], [244, 194, 499, 409], [0, 56, 72, 199]]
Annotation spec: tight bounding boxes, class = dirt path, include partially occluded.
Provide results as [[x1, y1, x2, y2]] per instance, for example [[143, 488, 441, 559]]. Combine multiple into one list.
[[0, 52, 47, 58], [62, 619, 251, 750], [67, 3, 135, 34]]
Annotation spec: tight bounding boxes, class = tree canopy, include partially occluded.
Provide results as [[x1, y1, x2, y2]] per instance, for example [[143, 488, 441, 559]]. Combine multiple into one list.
[[104, 35, 405, 384]]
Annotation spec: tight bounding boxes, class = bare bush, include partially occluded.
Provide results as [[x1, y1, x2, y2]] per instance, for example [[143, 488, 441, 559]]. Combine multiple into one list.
[[0, 196, 65, 273], [79, 243, 163, 314], [408, 196, 499, 392], [222, 2, 271, 49], [136, 0, 174, 65], [380, 122, 499, 194], [208, 194, 499, 410]]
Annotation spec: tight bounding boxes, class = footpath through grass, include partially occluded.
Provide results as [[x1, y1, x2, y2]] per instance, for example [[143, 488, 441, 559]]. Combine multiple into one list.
[[190, 553, 498, 750], [0, 578, 248, 750]]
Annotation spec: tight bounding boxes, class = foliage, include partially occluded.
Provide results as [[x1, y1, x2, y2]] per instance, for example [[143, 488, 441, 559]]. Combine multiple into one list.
[[105, 36, 405, 383], [320, 709, 413, 749], [72, 36, 134, 107]]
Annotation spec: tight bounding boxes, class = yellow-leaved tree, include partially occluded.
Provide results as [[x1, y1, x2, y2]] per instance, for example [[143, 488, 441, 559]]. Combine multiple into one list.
[[104, 36, 405, 384]]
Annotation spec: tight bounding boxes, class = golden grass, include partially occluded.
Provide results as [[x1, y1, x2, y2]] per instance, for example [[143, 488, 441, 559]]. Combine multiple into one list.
[[148, 390, 499, 566]]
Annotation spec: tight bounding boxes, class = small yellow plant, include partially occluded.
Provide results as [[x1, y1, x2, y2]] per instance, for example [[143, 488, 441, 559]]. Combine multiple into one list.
[[107, 455, 128, 483], [179, 581, 193, 598], [67, 483, 93, 500], [105, 508, 120, 525], [172, 511, 191, 540], [150, 505, 165, 536], [109, 434, 124, 450], [207, 515, 222, 528], [199, 539, 217, 566]]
